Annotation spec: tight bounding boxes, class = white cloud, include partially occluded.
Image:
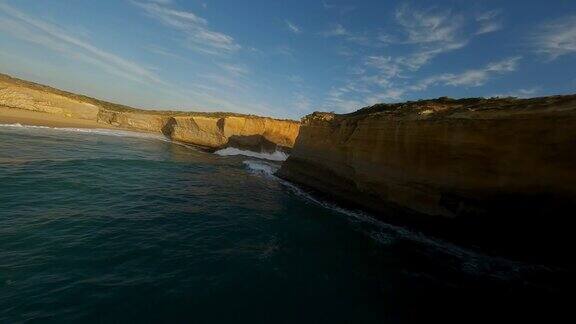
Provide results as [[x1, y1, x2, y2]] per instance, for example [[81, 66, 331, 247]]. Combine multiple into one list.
[[0, 2, 163, 85], [285, 20, 301, 34], [322, 1, 355, 15], [389, 5, 470, 71], [485, 57, 519, 73], [218, 63, 249, 76], [354, 5, 471, 89], [274, 45, 295, 57], [287, 75, 304, 84], [320, 23, 371, 46], [492, 87, 540, 98], [475, 10, 502, 35], [365, 56, 402, 78], [532, 15, 576, 60], [325, 56, 521, 112], [365, 89, 405, 105], [476, 21, 502, 35], [362, 40, 468, 91], [0, 2, 287, 117], [321, 23, 349, 37], [321, 4, 510, 112], [395, 5, 463, 44], [324, 96, 365, 113], [145, 44, 185, 60], [397, 41, 468, 71], [132, 1, 240, 55], [413, 56, 521, 90], [293, 92, 313, 113], [202, 74, 247, 90]]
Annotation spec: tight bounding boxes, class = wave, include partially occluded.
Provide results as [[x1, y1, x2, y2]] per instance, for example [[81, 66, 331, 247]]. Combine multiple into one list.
[[215, 147, 288, 161], [0, 123, 169, 141], [243, 160, 281, 175], [242, 159, 555, 279]]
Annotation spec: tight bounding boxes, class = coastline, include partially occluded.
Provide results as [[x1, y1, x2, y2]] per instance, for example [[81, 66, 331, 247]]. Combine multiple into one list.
[[4, 71, 576, 268], [0, 72, 300, 151], [0, 106, 116, 129], [278, 97, 576, 267]]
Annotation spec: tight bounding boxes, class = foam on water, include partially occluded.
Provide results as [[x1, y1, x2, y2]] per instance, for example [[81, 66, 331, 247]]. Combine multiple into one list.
[[0, 124, 566, 321], [243, 160, 281, 176], [215, 147, 288, 161], [242, 159, 555, 279], [0, 122, 557, 280], [0, 123, 169, 141]]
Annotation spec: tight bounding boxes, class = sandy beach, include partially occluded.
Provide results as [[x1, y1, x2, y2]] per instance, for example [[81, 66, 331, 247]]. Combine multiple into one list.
[[0, 106, 116, 129]]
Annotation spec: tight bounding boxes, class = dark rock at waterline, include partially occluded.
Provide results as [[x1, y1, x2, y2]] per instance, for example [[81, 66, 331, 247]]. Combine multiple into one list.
[[278, 95, 576, 266]]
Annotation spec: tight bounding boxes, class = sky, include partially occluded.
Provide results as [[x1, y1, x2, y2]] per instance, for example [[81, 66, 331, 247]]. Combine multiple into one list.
[[1, 0, 575, 119]]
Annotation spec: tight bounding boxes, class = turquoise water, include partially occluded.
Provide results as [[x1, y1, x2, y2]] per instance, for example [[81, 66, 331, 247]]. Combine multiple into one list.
[[0, 124, 568, 323]]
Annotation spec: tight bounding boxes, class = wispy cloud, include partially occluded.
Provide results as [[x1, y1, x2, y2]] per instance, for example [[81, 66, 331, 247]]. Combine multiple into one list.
[[321, 3, 510, 112], [132, 1, 240, 55], [285, 20, 302, 34], [0, 2, 281, 116], [322, 1, 355, 15], [394, 5, 464, 44], [145, 44, 185, 60], [0, 2, 163, 85], [292, 92, 314, 113], [274, 45, 295, 57], [492, 87, 540, 98], [391, 5, 470, 68], [366, 41, 468, 79], [475, 10, 503, 35], [321, 23, 350, 37], [413, 56, 521, 90], [327, 56, 521, 110], [218, 63, 250, 76], [531, 14, 576, 60], [320, 23, 371, 46], [361, 5, 471, 76]]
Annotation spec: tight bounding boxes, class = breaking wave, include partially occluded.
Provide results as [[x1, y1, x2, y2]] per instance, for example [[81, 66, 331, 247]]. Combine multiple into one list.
[[0, 123, 169, 141], [243, 160, 281, 175], [242, 159, 555, 279], [215, 147, 288, 161]]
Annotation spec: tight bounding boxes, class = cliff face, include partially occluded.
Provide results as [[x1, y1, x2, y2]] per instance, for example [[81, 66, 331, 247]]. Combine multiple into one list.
[[0, 73, 299, 151], [278, 96, 576, 259], [0, 79, 100, 120]]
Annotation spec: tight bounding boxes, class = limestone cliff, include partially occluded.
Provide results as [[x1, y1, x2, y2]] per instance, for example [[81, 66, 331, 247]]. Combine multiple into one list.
[[278, 96, 576, 261], [0, 73, 299, 151]]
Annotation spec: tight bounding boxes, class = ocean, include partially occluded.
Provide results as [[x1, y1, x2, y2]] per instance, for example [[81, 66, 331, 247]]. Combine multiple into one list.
[[0, 124, 568, 323]]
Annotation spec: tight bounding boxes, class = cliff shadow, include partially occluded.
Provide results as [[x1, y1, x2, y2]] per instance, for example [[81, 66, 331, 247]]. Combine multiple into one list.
[[161, 117, 177, 137], [226, 135, 290, 153]]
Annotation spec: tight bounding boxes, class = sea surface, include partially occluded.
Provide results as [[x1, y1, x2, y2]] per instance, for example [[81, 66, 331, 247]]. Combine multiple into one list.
[[0, 124, 569, 323]]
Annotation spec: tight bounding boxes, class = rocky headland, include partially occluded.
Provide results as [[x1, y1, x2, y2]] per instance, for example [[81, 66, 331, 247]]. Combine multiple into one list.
[[3, 72, 575, 265], [278, 96, 576, 264], [0, 73, 300, 152]]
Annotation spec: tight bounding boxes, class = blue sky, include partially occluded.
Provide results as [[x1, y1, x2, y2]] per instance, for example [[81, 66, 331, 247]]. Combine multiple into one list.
[[1, 0, 575, 119]]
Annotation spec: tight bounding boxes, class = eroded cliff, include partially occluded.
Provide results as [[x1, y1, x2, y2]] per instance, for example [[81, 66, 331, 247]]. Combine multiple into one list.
[[278, 96, 576, 261], [0, 73, 299, 151]]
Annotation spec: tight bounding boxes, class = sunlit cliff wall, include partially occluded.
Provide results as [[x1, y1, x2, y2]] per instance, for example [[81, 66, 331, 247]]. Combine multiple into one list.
[[0, 74, 299, 151], [278, 96, 576, 260]]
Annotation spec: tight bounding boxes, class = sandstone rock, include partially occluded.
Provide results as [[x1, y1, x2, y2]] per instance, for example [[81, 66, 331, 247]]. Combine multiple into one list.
[[0, 73, 299, 151], [278, 96, 576, 263]]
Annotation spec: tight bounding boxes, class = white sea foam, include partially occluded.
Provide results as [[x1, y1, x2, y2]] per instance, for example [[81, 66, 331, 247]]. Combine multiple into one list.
[[243, 160, 280, 176], [0, 123, 169, 141], [215, 147, 288, 161], [242, 159, 554, 278]]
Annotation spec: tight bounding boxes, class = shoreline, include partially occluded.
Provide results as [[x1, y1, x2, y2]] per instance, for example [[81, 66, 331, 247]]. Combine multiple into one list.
[[0, 106, 117, 129]]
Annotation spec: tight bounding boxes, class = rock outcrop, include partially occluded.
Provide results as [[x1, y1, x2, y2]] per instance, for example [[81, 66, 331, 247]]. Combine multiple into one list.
[[0, 73, 299, 151], [278, 96, 576, 262]]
